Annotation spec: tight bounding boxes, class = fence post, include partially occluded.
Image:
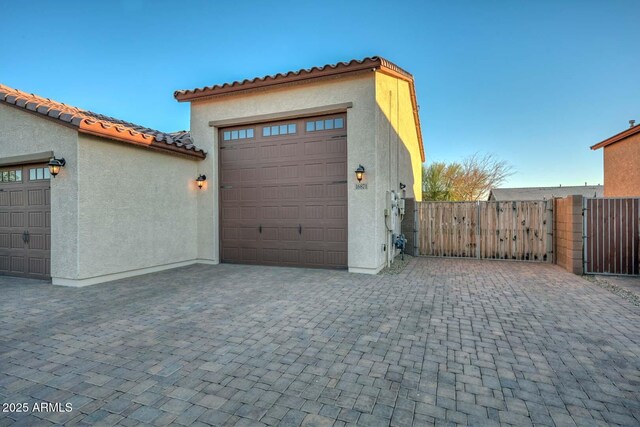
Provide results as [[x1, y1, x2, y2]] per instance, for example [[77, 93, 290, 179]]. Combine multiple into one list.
[[414, 201, 419, 256], [476, 201, 481, 259], [546, 199, 554, 263], [572, 195, 585, 275], [582, 197, 588, 274]]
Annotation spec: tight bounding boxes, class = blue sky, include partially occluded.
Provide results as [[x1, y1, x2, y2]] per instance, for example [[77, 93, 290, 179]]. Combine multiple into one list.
[[2, 0, 638, 188]]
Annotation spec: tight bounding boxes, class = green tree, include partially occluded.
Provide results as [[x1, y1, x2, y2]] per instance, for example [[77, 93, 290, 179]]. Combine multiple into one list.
[[422, 153, 513, 201], [421, 162, 461, 201]]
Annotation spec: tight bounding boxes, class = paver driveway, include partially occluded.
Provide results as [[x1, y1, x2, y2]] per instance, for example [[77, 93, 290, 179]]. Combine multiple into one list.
[[1, 258, 639, 426]]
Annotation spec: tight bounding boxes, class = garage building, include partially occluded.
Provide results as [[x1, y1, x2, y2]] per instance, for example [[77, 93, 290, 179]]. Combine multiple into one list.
[[0, 56, 424, 285]]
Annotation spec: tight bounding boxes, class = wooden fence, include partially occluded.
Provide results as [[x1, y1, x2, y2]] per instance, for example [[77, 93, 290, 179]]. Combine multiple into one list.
[[418, 200, 553, 262], [584, 198, 640, 275]]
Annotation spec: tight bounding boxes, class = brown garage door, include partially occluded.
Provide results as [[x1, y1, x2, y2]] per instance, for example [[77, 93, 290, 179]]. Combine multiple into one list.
[[0, 164, 51, 279], [220, 114, 347, 268]]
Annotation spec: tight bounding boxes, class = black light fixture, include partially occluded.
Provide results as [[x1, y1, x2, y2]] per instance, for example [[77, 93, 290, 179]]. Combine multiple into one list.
[[399, 182, 406, 190], [355, 165, 365, 182], [48, 157, 66, 178], [196, 174, 207, 189]]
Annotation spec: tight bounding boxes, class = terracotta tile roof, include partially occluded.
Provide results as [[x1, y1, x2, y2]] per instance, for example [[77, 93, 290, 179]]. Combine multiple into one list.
[[591, 123, 640, 150], [174, 56, 425, 161], [0, 84, 206, 159], [174, 57, 412, 100]]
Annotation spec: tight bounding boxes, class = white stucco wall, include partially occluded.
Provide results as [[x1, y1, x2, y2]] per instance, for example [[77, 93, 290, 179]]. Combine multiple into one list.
[[0, 104, 79, 279], [73, 134, 200, 282], [188, 74, 383, 272]]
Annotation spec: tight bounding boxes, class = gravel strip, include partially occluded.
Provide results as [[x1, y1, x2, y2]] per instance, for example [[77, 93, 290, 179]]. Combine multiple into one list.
[[378, 254, 413, 275], [584, 275, 640, 307]]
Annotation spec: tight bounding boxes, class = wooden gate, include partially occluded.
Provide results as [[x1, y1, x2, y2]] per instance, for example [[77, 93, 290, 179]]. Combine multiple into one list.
[[418, 200, 553, 262], [584, 198, 640, 275]]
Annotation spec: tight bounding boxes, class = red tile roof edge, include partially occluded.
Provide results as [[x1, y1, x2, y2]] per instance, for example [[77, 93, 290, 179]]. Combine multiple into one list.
[[591, 124, 640, 150], [0, 84, 206, 159], [173, 57, 405, 101], [174, 56, 425, 162]]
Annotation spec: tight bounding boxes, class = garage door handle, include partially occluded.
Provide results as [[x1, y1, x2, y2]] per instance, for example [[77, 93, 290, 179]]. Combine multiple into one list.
[[259, 225, 262, 234], [298, 224, 302, 235], [22, 230, 29, 243]]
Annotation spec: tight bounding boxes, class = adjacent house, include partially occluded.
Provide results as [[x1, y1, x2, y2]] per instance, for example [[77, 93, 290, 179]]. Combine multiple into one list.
[[0, 56, 424, 285], [591, 122, 640, 197], [488, 185, 603, 201]]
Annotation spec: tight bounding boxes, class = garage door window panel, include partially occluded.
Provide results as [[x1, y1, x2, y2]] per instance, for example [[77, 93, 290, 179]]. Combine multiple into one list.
[[263, 122, 297, 137], [29, 167, 50, 181], [223, 127, 254, 141], [0, 170, 22, 182], [306, 117, 344, 132]]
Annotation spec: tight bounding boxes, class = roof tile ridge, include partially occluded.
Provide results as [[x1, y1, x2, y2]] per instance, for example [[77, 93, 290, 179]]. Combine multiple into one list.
[[174, 56, 383, 97]]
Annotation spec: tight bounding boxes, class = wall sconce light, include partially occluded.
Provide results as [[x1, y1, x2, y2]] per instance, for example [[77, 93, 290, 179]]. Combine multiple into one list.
[[399, 182, 406, 190], [196, 174, 207, 189], [355, 165, 365, 182], [48, 157, 66, 178]]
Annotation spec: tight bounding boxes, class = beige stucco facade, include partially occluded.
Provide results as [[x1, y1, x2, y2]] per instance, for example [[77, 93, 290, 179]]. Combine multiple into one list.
[[0, 104, 79, 279], [0, 104, 204, 286], [70, 134, 201, 285], [189, 71, 422, 274], [602, 132, 640, 197], [1, 66, 423, 284], [190, 74, 377, 272]]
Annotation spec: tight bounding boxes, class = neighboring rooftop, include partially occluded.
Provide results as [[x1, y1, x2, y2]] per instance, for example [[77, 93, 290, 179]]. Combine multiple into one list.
[[174, 56, 425, 161], [591, 122, 640, 150], [488, 185, 604, 201], [0, 84, 205, 159]]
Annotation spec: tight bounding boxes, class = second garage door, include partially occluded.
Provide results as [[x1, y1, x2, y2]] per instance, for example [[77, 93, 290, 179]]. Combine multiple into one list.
[[0, 163, 51, 279], [220, 113, 347, 268]]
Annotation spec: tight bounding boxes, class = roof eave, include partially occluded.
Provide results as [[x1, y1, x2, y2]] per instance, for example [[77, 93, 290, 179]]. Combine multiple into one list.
[[0, 90, 206, 160], [174, 62, 380, 102], [78, 123, 206, 160], [173, 57, 425, 162], [591, 125, 640, 150], [0, 99, 79, 131]]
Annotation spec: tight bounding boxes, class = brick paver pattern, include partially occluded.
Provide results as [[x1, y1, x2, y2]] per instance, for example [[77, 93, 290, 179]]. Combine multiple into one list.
[[1, 258, 639, 426]]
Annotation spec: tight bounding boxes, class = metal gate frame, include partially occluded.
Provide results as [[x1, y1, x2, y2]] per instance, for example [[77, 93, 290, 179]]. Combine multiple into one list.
[[583, 197, 640, 275]]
